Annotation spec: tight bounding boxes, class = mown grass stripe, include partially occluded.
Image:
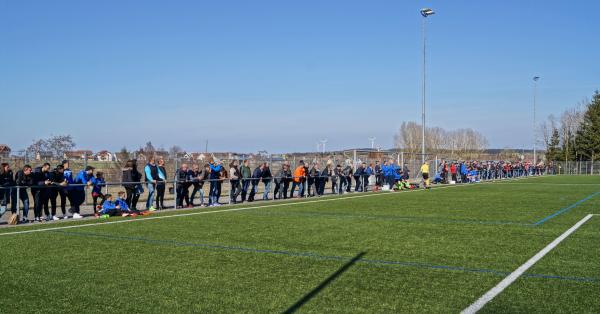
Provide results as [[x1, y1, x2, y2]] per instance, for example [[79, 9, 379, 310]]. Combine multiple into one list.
[[50, 229, 600, 284]]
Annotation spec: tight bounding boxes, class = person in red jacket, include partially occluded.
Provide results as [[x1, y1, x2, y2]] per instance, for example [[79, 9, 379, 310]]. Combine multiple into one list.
[[450, 163, 457, 182]]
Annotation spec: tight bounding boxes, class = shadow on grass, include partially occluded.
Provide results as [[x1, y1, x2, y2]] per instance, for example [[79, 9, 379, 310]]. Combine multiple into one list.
[[283, 251, 367, 314]]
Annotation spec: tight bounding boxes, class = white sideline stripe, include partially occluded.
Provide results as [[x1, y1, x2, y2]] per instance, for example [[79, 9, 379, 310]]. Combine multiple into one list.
[[0, 175, 536, 237], [461, 213, 595, 314]]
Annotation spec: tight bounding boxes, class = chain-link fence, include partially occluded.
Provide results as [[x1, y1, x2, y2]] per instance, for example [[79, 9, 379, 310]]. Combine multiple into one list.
[[551, 161, 600, 175]]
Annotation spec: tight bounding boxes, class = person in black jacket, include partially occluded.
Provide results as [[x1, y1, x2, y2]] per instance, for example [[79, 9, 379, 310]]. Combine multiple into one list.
[[189, 164, 206, 206], [31, 163, 52, 222], [248, 164, 264, 202], [274, 163, 291, 200], [156, 158, 167, 209], [48, 165, 68, 220], [15, 165, 33, 223], [175, 163, 191, 208], [122, 159, 142, 210], [0, 163, 16, 216], [354, 163, 364, 192], [261, 163, 272, 200]]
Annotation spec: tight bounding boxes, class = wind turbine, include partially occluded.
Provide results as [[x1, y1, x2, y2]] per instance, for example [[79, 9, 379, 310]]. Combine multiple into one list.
[[368, 137, 376, 149], [319, 139, 328, 154]]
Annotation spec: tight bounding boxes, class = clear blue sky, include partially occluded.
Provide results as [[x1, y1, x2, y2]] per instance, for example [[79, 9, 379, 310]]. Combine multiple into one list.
[[1, 0, 599, 153]]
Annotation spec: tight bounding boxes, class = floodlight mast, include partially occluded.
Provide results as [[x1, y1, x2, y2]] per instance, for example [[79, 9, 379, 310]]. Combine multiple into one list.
[[533, 76, 540, 165], [420, 8, 434, 164]]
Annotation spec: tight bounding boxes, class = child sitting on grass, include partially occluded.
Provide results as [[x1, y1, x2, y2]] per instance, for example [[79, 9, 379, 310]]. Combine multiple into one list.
[[116, 191, 139, 216], [98, 194, 130, 218], [394, 178, 411, 191]]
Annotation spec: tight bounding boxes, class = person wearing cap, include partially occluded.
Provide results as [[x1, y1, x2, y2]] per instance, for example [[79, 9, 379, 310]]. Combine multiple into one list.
[[71, 166, 96, 219]]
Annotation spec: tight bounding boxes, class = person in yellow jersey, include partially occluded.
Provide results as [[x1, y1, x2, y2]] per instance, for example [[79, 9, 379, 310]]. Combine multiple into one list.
[[420, 162, 430, 189]]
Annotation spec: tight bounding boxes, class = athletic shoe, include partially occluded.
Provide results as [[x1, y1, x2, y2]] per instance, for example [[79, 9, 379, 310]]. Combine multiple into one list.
[[0, 206, 6, 216], [148, 206, 157, 212], [72, 213, 83, 219], [63, 215, 69, 220], [130, 213, 138, 218], [121, 213, 129, 217], [100, 214, 109, 219], [52, 216, 60, 221]]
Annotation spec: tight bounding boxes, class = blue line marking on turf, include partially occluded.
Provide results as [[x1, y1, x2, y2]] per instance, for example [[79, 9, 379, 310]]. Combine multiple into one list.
[[533, 191, 600, 225], [49, 229, 600, 284], [247, 211, 530, 226]]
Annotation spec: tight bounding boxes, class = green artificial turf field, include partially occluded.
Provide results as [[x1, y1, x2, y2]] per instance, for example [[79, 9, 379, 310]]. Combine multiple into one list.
[[1, 175, 599, 313]]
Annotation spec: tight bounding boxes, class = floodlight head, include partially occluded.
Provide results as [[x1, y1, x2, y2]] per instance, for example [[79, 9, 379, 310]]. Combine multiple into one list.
[[533, 76, 540, 81], [420, 8, 435, 17]]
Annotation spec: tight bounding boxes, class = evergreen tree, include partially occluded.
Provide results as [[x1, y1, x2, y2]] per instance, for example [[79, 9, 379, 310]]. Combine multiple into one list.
[[546, 127, 561, 161], [575, 91, 600, 162]]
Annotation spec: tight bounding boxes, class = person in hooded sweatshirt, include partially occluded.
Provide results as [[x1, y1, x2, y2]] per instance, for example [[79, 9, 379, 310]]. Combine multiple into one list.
[[208, 159, 223, 206], [71, 166, 96, 219]]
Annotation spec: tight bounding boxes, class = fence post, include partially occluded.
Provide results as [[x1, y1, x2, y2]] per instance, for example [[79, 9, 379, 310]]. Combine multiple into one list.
[[84, 153, 88, 206], [174, 158, 178, 208], [401, 152, 404, 170], [228, 179, 232, 205], [16, 186, 20, 220]]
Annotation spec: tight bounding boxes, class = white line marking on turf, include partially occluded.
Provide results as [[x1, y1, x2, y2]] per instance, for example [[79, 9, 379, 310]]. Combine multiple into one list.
[[0, 176, 536, 237], [461, 213, 595, 314]]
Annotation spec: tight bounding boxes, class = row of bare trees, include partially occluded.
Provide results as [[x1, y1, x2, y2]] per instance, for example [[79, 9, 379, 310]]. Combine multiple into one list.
[[394, 121, 488, 158]]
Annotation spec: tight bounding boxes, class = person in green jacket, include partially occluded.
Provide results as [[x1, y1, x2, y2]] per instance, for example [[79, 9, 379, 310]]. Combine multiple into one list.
[[240, 160, 252, 202]]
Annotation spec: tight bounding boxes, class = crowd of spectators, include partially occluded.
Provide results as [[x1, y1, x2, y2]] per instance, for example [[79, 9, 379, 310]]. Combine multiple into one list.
[[0, 157, 550, 225]]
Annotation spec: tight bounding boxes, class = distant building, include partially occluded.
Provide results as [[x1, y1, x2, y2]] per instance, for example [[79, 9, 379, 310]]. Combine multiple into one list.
[[96, 150, 116, 162], [36, 151, 53, 161], [0, 145, 11, 158], [63, 150, 94, 160]]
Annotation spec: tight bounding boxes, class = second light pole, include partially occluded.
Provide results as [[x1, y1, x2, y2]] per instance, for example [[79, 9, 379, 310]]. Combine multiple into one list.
[[420, 8, 435, 164]]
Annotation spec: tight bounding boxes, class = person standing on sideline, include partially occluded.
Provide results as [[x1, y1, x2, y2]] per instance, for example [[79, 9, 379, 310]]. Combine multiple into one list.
[[49, 165, 68, 220], [354, 163, 364, 192], [229, 160, 242, 204], [31, 163, 52, 222], [91, 171, 106, 214], [261, 163, 272, 200], [420, 161, 430, 189], [175, 163, 191, 208], [290, 161, 306, 198], [71, 166, 95, 219], [57, 160, 71, 218], [122, 159, 142, 210], [239, 160, 252, 203], [189, 164, 205, 206], [0, 163, 16, 220], [274, 163, 291, 199], [248, 163, 264, 202], [156, 158, 167, 209], [15, 165, 33, 223], [208, 159, 223, 206], [363, 162, 373, 192], [334, 164, 344, 194], [144, 156, 159, 211]]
